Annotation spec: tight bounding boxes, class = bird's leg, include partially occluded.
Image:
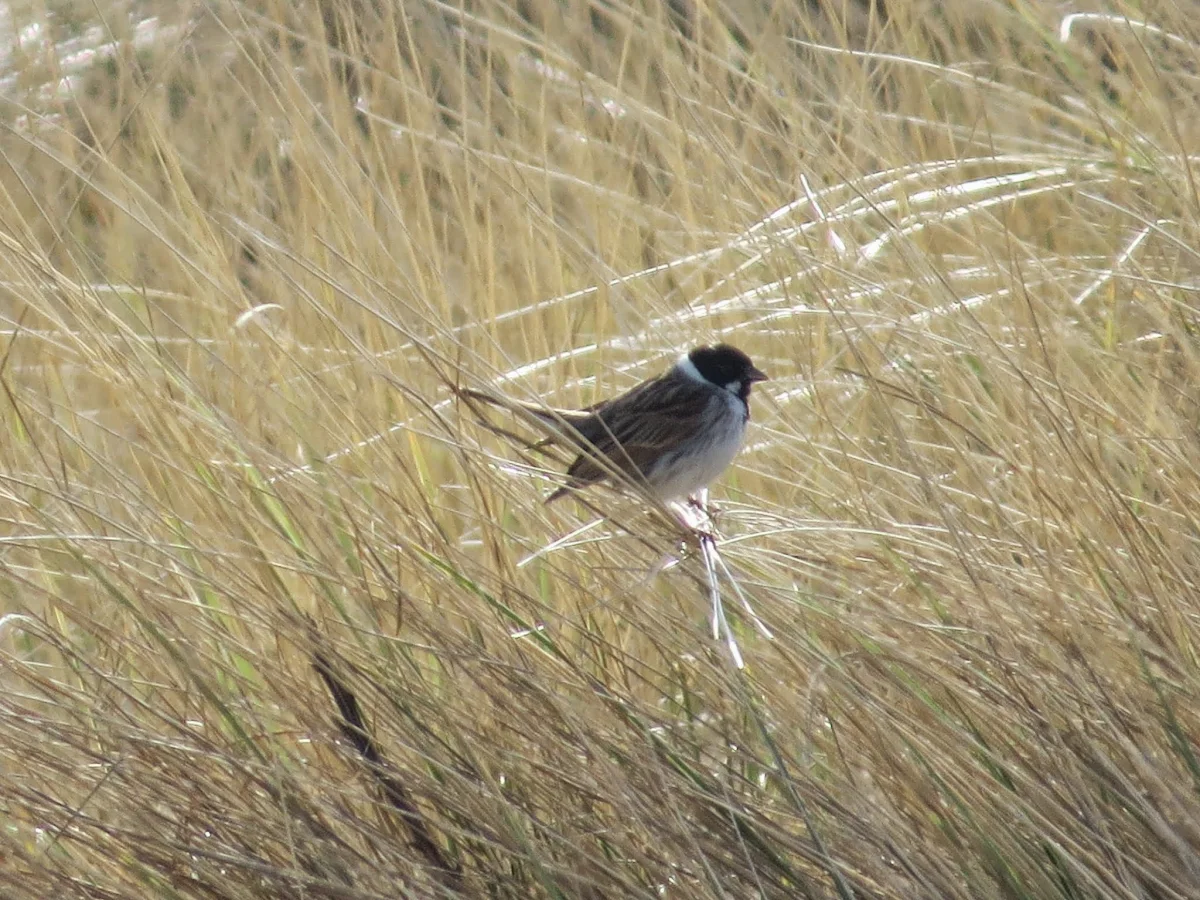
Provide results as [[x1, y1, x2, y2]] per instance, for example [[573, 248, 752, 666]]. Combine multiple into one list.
[[673, 491, 719, 543], [687, 488, 721, 521]]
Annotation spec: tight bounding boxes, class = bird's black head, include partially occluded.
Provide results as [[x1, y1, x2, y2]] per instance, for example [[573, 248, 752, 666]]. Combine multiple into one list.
[[687, 344, 768, 401]]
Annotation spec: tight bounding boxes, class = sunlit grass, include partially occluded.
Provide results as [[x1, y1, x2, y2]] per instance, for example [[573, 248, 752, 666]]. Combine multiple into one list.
[[1, 0, 1199, 896]]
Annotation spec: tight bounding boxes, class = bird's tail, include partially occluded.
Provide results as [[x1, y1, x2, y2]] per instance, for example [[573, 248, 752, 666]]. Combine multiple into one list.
[[455, 387, 594, 439]]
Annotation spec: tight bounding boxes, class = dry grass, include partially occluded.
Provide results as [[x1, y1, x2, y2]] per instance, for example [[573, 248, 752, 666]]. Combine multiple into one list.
[[1, 0, 1200, 896]]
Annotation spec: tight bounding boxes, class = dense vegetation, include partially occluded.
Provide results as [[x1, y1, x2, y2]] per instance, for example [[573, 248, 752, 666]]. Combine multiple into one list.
[[1, 1, 1199, 896]]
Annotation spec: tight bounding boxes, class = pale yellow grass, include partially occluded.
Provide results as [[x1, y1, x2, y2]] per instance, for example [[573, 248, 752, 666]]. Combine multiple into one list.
[[0, 0, 1199, 897]]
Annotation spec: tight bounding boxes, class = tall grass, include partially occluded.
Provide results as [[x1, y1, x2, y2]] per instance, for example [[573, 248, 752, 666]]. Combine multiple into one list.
[[2, 0, 1200, 896]]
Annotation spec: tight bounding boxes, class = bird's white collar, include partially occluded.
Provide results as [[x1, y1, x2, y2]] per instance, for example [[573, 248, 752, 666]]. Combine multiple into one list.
[[676, 353, 705, 384]]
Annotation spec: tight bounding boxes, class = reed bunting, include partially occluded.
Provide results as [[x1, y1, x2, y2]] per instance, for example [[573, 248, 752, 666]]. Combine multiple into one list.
[[461, 344, 768, 504]]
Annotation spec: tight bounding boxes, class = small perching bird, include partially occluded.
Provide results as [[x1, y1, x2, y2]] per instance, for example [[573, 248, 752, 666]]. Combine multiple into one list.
[[460, 344, 768, 506]]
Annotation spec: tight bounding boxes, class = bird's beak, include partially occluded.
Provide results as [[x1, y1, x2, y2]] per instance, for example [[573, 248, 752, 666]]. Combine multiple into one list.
[[748, 366, 768, 383]]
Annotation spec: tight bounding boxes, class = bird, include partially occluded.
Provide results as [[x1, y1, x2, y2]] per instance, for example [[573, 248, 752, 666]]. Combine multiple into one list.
[[459, 344, 768, 504]]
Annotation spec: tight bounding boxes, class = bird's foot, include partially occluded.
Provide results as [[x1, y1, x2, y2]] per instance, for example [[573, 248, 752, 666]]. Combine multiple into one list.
[[672, 492, 721, 542]]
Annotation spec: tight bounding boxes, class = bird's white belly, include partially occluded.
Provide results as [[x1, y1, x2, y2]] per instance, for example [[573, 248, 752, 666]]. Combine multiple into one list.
[[648, 391, 747, 501]]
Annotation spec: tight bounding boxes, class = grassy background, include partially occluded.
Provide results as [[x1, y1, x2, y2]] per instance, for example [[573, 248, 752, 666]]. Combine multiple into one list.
[[2, 0, 1200, 896]]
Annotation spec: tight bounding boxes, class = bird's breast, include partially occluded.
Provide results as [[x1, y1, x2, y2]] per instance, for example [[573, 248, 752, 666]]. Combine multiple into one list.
[[645, 390, 747, 501]]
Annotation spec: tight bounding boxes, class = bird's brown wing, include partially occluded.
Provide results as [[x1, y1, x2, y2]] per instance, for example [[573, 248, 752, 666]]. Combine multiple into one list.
[[552, 374, 713, 496]]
